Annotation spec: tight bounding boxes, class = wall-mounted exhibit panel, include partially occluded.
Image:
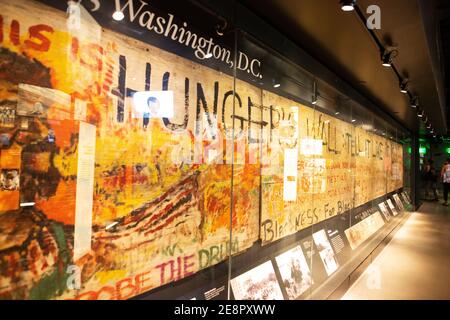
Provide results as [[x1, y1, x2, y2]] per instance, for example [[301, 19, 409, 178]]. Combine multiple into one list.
[[0, 0, 412, 300]]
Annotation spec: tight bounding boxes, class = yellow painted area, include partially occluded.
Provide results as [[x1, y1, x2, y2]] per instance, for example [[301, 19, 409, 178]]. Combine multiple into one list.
[[95, 270, 128, 286]]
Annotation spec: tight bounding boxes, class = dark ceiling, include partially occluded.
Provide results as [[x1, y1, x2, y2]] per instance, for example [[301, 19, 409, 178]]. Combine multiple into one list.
[[438, 0, 450, 134], [238, 0, 448, 136]]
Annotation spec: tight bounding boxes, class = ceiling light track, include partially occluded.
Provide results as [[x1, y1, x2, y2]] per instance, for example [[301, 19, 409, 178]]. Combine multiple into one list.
[[342, 1, 434, 134]]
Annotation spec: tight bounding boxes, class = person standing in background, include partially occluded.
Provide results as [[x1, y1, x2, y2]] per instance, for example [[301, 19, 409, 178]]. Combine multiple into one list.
[[423, 160, 429, 199], [441, 160, 450, 206], [424, 159, 439, 201]]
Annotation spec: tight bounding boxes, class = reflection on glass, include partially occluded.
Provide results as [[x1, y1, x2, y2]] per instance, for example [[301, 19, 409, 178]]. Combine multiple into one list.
[[0, 0, 413, 301], [17, 84, 71, 120], [344, 212, 385, 250], [132, 91, 174, 119]]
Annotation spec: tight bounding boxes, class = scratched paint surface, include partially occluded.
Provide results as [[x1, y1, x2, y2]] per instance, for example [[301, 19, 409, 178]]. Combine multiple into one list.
[[0, 0, 403, 300], [259, 94, 403, 244]]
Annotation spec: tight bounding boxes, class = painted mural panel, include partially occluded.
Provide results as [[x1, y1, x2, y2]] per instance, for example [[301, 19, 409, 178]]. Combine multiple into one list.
[[354, 126, 388, 206], [260, 97, 403, 244], [0, 0, 262, 300], [0, 0, 404, 300], [387, 140, 404, 193], [259, 93, 356, 244]]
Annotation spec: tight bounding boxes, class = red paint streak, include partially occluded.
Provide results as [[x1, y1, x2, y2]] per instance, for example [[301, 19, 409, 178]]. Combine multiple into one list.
[[73, 286, 116, 300], [70, 255, 197, 299], [71, 37, 79, 59], [141, 187, 194, 229], [95, 175, 199, 243], [80, 43, 104, 73], [25, 24, 54, 51], [71, 270, 156, 300], [102, 84, 111, 93], [101, 60, 115, 94], [94, 203, 195, 243], [154, 254, 196, 285], [183, 254, 195, 278], [10, 20, 20, 45], [135, 270, 153, 293], [7, 255, 17, 279], [115, 278, 137, 300], [143, 203, 195, 237]]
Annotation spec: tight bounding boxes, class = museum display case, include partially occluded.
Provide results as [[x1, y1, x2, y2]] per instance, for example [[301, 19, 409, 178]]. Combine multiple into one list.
[[0, 0, 413, 300]]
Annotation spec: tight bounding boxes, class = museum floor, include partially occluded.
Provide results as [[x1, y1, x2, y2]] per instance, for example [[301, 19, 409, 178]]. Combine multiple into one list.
[[342, 201, 450, 300]]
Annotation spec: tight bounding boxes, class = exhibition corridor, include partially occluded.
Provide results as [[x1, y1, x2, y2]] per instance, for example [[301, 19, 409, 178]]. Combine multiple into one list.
[[1, 0, 450, 306], [342, 202, 450, 300]]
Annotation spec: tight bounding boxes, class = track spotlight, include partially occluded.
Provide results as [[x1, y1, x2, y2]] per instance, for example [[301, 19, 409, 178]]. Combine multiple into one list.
[[417, 110, 424, 118], [272, 79, 281, 88], [112, 11, 125, 21], [340, 0, 356, 11], [410, 96, 418, 108], [400, 80, 408, 93], [381, 50, 396, 67], [382, 53, 392, 67]]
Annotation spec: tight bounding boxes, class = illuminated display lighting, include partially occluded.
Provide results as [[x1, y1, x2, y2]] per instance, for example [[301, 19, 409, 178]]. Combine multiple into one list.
[[340, 0, 356, 11], [112, 11, 125, 21], [132, 91, 174, 119], [381, 51, 393, 67], [400, 81, 408, 93]]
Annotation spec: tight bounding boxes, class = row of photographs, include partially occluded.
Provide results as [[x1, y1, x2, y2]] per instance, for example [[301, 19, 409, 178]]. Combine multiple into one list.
[[230, 191, 412, 300]]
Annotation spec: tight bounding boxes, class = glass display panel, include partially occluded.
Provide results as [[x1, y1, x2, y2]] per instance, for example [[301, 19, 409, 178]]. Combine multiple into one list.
[[0, 0, 413, 300]]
